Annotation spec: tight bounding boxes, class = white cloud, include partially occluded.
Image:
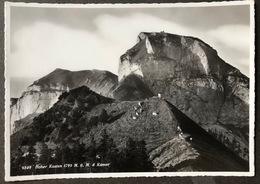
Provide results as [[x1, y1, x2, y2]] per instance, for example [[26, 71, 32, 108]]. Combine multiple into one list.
[[9, 21, 120, 78], [208, 25, 249, 50], [9, 13, 250, 79]]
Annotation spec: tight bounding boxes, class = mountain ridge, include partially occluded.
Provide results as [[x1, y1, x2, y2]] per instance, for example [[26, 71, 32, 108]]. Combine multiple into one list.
[[10, 68, 118, 134], [11, 86, 248, 173]]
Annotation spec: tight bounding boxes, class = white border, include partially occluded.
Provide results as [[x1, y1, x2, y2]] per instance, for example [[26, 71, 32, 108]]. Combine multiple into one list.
[[249, 0, 255, 176], [3, 0, 253, 8], [4, 0, 255, 181], [4, 1, 11, 182]]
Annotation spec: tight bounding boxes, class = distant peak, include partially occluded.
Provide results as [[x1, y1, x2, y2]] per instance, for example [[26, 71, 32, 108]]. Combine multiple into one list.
[[91, 69, 117, 76], [53, 68, 70, 72]]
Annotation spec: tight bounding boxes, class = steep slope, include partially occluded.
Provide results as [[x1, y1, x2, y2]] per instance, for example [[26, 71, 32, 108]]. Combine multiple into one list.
[[151, 101, 248, 171], [10, 68, 118, 134], [11, 87, 248, 173], [12, 113, 40, 133], [115, 32, 249, 160], [112, 74, 154, 101]]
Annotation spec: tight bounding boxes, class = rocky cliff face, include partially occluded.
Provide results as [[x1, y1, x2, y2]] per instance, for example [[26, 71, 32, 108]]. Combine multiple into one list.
[[11, 87, 248, 172], [115, 32, 249, 160], [10, 90, 62, 134], [10, 69, 118, 134]]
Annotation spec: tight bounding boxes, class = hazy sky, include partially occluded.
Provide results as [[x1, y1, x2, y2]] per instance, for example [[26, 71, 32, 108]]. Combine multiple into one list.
[[8, 4, 251, 82]]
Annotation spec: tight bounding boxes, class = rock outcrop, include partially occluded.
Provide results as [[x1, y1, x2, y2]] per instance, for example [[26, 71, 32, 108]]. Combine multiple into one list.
[[115, 32, 249, 160], [10, 68, 118, 134]]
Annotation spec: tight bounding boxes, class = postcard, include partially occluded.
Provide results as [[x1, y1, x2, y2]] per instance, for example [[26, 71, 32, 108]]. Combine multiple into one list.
[[4, 1, 255, 181]]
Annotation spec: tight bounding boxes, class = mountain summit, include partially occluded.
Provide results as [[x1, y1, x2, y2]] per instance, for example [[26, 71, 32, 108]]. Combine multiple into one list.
[[32, 68, 117, 94], [114, 32, 249, 160]]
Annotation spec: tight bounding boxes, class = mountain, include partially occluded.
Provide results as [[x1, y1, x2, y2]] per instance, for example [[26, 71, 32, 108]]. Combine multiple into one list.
[[11, 86, 248, 173], [10, 69, 118, 134], [114, 32, 249, 160], [10, 32, 250, 174]]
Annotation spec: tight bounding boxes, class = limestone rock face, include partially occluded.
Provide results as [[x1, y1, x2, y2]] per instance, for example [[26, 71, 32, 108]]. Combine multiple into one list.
[[10, 90, 62, 133], [116, 32, 249, 160], [10, 69, 118, 134]]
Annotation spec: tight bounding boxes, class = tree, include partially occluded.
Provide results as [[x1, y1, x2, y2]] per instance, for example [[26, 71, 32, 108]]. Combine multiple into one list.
[[124, 138, 137, 171], [89, 129, 122, 172], [11, 146, 25, 176], [38, 142, 51, 165], [24, 145, 37, 166], [37, 142, 52, 174], [71, 141, 87, 163], [135, 140, 154, 172], [58, 91, 69, 101], [83, 133, 97, 163], [23, 145, 37, 175], [51, 147, 62, 164], [61, 145, 73, 163], [118, 138, 154, 172], [97, 129, 110, 161]]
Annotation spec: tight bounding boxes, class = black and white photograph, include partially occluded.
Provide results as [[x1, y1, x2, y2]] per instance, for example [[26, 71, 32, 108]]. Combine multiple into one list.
[[4, 1, 254, 181]]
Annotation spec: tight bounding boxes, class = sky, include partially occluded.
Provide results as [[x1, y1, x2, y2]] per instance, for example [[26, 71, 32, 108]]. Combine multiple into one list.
[[7, 3, 251, 97]]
